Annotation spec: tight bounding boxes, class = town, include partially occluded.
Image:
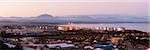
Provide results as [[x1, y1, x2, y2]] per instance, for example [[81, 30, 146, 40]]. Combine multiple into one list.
[[0, 24, 149, 50]]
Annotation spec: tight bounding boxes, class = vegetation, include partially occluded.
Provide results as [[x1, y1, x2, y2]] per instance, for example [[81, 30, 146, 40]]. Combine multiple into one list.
[[0, 41, 23, 50]]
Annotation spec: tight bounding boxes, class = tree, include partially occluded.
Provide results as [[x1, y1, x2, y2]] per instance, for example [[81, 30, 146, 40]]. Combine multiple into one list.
[[0, 41, 10, 50], [14, 43, 23, 50]]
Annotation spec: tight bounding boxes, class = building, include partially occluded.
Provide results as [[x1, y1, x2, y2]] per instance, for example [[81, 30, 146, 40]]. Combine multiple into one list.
[[57, 26, 81, 31]]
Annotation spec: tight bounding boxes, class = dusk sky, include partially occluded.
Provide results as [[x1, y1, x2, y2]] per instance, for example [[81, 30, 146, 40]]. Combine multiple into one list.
[[0, 0, 148, 17]]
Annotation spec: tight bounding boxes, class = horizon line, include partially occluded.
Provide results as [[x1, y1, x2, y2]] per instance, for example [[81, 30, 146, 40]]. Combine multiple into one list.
[[0, 14, 148, 17]]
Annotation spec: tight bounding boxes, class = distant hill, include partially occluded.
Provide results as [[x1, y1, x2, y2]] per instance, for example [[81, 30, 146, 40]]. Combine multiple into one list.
[[0, 14, 149, 24], [37, 14, 53, 18]]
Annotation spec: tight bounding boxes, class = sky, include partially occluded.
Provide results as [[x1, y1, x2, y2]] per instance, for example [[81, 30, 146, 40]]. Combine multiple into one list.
[[0, 0, 148, 17]]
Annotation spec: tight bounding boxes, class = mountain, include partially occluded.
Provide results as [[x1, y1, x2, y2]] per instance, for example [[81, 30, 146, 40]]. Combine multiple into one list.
[[0, 14, 149, 24], [28, 14, 66, 23], [37, 14, 53, 18]]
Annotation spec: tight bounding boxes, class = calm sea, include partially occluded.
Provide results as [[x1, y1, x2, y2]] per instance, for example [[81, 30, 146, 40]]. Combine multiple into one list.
[[61, 23, 150, 32]]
